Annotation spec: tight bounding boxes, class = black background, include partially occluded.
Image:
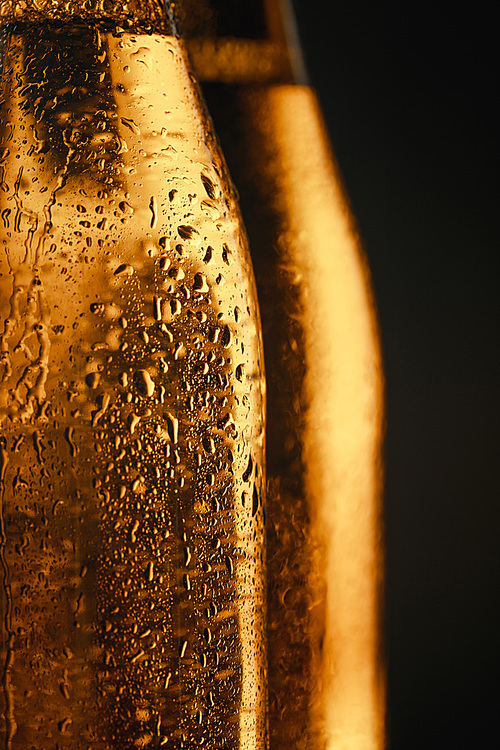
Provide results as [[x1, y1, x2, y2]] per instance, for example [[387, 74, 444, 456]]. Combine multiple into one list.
[[292, 1, 499, 748]]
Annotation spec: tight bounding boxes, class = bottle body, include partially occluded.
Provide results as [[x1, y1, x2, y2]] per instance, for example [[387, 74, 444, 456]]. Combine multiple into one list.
[[181, 1, 386, 745], [0, 16, 266, 749]]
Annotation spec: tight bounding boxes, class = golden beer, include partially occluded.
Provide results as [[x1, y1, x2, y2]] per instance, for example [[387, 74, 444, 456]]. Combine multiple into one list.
[[0, 2, 266, 747]]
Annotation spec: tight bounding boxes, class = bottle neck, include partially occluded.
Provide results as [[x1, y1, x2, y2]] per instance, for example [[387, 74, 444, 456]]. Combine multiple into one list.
[[0, 0, 176, 32]]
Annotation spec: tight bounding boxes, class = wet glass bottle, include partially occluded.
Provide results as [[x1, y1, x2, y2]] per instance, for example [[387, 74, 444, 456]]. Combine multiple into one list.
[[179, 2, 386, 749], [0, 1, 267, 748]]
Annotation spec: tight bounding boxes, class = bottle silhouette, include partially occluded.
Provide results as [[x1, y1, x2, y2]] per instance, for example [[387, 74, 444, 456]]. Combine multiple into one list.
[[0, 2, 267, 748], [181, 1, 386, 748]]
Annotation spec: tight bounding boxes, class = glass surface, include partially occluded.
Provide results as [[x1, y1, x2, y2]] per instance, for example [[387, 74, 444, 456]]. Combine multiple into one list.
[[181, 2, 386, 747], [0, 15, 266, 749]]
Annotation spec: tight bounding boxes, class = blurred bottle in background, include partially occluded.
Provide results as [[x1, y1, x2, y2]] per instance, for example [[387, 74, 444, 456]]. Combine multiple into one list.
[[180, 1, 386, 748]]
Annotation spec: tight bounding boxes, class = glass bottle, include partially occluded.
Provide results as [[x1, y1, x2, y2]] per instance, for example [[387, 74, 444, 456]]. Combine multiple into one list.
[[0, 2, 267, 748], [180, 1, 386, 749]]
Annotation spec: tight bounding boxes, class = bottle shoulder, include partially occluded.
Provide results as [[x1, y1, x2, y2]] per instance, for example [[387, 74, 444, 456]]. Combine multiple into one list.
[[0, 0, 175, 34]]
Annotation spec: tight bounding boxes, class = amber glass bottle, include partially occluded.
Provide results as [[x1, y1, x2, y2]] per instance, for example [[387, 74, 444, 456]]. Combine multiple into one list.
[[0, 2, 266, 748], [181, 2, 386, 749]]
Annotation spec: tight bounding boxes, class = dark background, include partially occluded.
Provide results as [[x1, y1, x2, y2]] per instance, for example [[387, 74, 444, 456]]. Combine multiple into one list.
[[292, 1, 499, 748]]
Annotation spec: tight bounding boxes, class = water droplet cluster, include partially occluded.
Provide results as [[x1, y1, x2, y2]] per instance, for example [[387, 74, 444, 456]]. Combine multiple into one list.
[[0, 18, 266, 749]]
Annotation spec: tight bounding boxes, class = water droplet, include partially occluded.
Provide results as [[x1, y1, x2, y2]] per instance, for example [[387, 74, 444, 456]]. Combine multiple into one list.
[[170, 300, 181, 317], [252, 485, 259, 517], [201, 173, 216, 200], [58, 717, 72, 733], [165, 413, 178, 444], [177, 225, 197, 240], [64, 426, 77, 457], [220, 325, 232, 348], [222, 243, 232, 265], [129, 413, 141, 434], [114, 263, 134, 277], [193, 273, 209, 293], [153, 296, 162, 321], [120, 117, 141, 135], [59, 682, 70, 699], [85, 372, 101, 389], [131, 519, 140, 543], [243, 456, 253, 483], [149, 195, 157, 229], [134, 369, 155, 398], [202, 436, 215, 454], [119, 200, 134, 214], [131, 46, 153, 69]]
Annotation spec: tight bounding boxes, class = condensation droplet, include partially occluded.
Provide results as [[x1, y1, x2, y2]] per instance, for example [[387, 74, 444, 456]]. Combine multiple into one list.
[[221, 325, 232, 348], [131, 519, 140, 543], [177, 225, 197, 240], [165, 413, 178, 443], [134, 369, 155, 397], [149, 196, 157, 229], [129, 413, 141, 434], [121, 117, 141, 135], [193, 272, 209, 293], [114, 263, 134, 277], [252, 485, 259, 517], [201, 173, 216, 199], [85, 372, 101, 389]]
